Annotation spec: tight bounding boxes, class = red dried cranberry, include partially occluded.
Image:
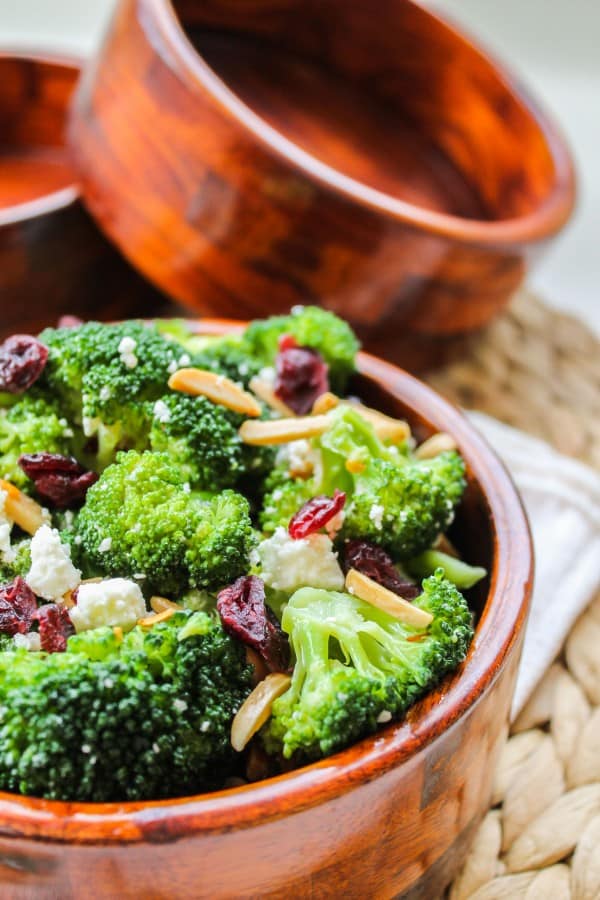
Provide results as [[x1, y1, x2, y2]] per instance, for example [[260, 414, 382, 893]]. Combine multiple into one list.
[[342, 539, 420, 600], [288, 490, 346, 540], [277, 333, 298, 352], [0, 577, 38, 636], [18, 453, 98, 508], [33, 604, 75, 653], [0, 335, 48, 394], [57, 315, 84, 328], [274, 344, 329, 415], [217, 575, 290, 672]]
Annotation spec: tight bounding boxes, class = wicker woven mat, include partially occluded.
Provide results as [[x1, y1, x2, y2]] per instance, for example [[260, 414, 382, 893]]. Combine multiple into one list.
[[431, 292, 600, 900]]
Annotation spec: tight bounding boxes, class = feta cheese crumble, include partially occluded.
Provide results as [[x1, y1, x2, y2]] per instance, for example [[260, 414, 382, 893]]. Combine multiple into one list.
[[0, 488, 15, 565], [118, 336, 138, 369], [26, 525, 81, 602], [258, 527, 344, 593], [153, 399, 172, 424], [377, 710, 392, 724], [69, 578, 147, 633], [369, 503, 384, 531], [275, 439, 320, 479], [13, 632, 41, 652], [98, 537, 113, 553]]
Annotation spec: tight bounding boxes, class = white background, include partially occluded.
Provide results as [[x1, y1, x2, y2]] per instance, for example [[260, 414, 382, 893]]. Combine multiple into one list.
[[1, 0, 598, 334]]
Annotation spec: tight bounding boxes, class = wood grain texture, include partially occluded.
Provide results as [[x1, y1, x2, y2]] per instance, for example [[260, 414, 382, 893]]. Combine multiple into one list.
[[0, 53, 162, 338], [69, 0, 574, 368], [0, 323, 533, 899]]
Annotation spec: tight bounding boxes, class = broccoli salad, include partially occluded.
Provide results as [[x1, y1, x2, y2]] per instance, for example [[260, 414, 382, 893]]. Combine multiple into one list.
[[0, 307, 485, 802]]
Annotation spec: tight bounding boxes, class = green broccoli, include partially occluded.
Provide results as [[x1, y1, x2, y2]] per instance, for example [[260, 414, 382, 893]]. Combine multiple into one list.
[[242, 305, 359, 393], [0, 538, 31, 584], [73, 450, 255, 596], [38, 321, 187, 469], [0, 610, 253, 801], [262, 570, 473, 761], [155, 320, 263, 388], [0, 394, 73, 490], [407, 549, 487, 589], [260, 406, 465, 558]]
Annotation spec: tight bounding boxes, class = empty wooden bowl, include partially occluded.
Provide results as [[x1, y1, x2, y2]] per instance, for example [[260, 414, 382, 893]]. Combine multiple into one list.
[[69, 0, 574, 366], [0, 52, 161, 338], [0, 321, 533, 899]]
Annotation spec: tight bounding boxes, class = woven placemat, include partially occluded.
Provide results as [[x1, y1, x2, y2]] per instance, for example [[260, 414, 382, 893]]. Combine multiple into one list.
[[430, 291, 600, 900]]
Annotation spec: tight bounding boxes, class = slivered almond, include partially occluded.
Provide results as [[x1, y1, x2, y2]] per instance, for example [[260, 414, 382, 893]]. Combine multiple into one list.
[[138, 608, 177, 627], [239, 414, 331, 445], [345, 458, 366, 474], [150, 595, 183, 614], [249, 377, 295, 417], [0, 478, 46, 535], [312, 391, 340, 414], [169, 368, 262, 417], [415, 432, 457, 459], [347, 402, 411, 444], [345, 569, 433, 628], [231, 672, 291, 752]]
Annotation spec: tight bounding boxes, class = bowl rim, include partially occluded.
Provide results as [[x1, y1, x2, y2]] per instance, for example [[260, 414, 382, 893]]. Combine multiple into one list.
[[0, 318, 533, 844], [147, 0, 575, 246], [0, 49, 81, 228]]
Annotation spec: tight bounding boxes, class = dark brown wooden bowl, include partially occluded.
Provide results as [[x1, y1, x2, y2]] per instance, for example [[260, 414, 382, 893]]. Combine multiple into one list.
[[0, 320, 533, 899], [69, 0, 574, 368], [0, 52, 162, 338]]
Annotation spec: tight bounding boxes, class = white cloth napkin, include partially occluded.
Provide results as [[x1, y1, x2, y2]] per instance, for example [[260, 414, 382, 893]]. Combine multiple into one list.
[[467, 412, 600, 719]]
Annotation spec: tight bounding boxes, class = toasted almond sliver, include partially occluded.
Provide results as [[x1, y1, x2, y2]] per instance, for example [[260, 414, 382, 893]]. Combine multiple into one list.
[[0, 478, 46, 535], [345, 458, 366, 474], [346, 402, 411, 444], [150, 595, 183, 614], [312, 391, 340, 415], [231, 672, 291, 752], [169, 368, 262, 417], [239, 414, 331, 445], [248, 377, 295, 417], [414, 432, 457, 460], [138, 608, 177, 627], [345, 569, 433, 628]]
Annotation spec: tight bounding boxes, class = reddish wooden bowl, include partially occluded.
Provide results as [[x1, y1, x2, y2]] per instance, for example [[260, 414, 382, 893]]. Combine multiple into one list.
[[69, 0, 574, 367], [0, 52, 162, 339], [0, 320, 532, 899]]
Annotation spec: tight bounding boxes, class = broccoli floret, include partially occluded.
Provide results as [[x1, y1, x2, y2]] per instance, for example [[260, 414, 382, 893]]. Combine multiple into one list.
[[260, 407, 466, 558], [148, 393, 246, 491], [0, 395, 72, 490], [242, 306, 359, 393], [0, 611, 253, 801], [0, 539, 31, 584], [408, 549, 487, 589], [156, 320, 263, 388], [74, 450, 255, 596], [262, 570, 473, 760], [38, 322, 187, 469]]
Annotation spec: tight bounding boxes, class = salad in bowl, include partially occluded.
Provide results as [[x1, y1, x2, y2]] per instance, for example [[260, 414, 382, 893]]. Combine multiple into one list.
[[0, 307, 485, 802]]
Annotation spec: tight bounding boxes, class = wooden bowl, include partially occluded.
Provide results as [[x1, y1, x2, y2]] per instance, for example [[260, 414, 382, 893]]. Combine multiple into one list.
[[69, 0, 574, 367], [0, 320, 533, 899], [0, 52, 162, 339]]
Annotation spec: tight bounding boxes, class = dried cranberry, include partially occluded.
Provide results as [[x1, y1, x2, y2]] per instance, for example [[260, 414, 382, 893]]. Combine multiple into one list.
[[274, 344, 329, 415], [0, 577, 38, 636], [342, 539, 420, 600], [57, 315, 84, 328], [288, 490, 346, 540], [217, 575, 290, 672], [0, 335, 48, 394], [33, 604, 75, 653], [18, 453, 98, 508], [277, 333, 298, 352]]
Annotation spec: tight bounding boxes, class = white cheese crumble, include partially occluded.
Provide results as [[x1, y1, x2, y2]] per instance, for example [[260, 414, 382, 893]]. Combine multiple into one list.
[[153, 399, 172, 424], [275, 439, 320, 479], [258, 527, 344, 593], [26, 525, 81, 602], [168, 360, 178, 375], [369, 503, 384, 531], [258, 366, 276, 387], [173, 699, 188, 713], [179, 353, 191, 367], [118, 336, 138, 369], [99, 386, 112, 403], [98, 537, 113, 553], [0, 489, 15, 565], [13, 632, 41, 652], [69, 578, 147, 633], [377, 710, 392, 724]]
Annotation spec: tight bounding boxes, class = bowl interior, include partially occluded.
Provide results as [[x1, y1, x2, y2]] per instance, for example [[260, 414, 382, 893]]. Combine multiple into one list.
[[0, 322, 532, 842], [171, 0, 569, 230], [0, 55, 78, 217]]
